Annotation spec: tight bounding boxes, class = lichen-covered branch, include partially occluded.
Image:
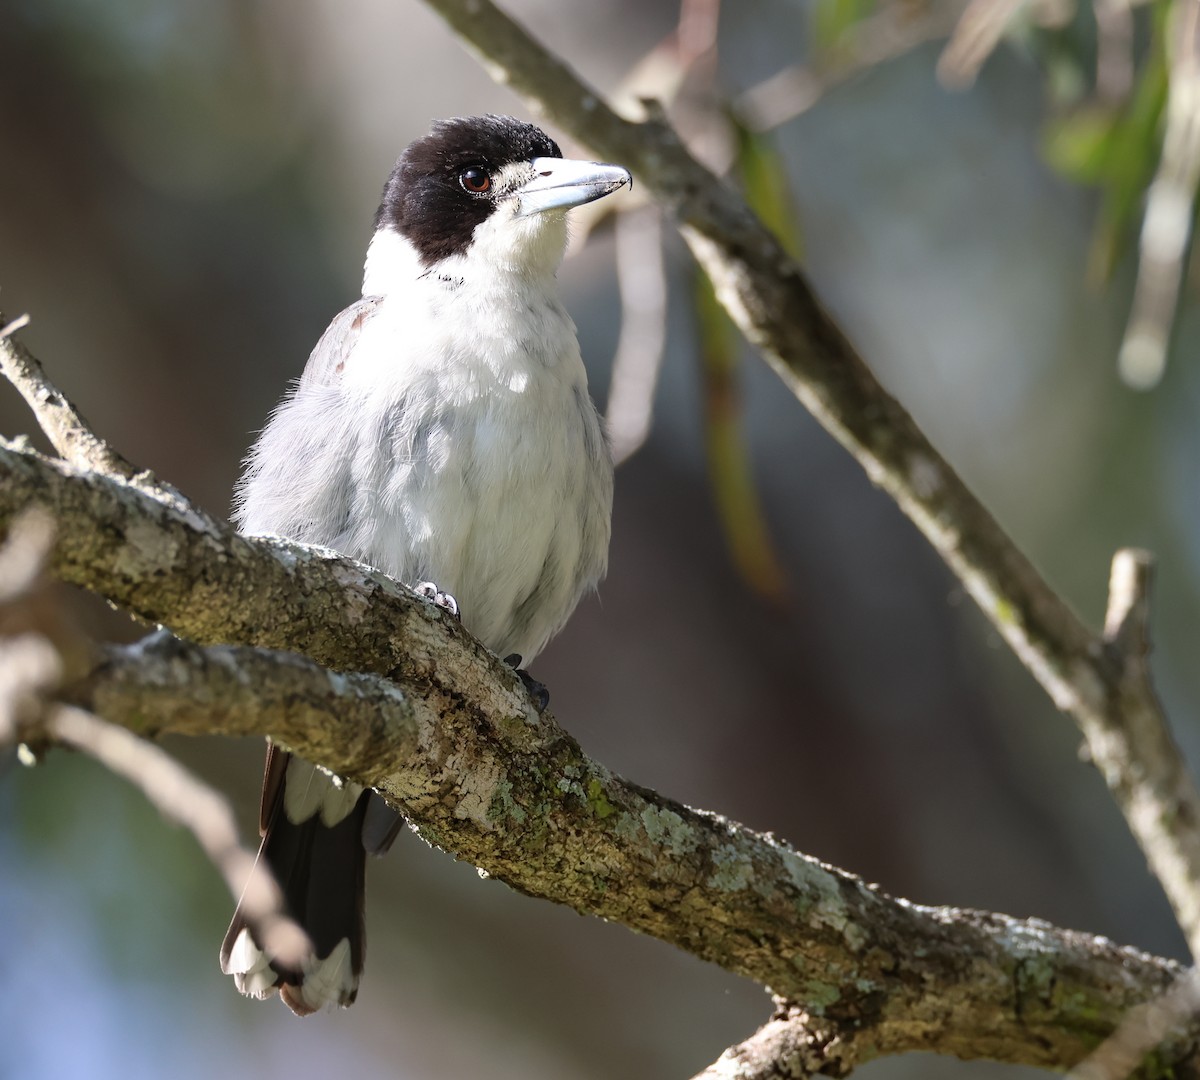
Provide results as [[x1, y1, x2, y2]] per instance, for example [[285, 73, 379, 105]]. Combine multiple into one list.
[[0, 434, 1191, 1074], [0, 511, 306, 967], [417, 0, 1200, 970]]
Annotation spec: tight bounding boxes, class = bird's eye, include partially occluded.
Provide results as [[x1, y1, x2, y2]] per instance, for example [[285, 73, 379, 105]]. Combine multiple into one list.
[[459, 168, 491, 194]]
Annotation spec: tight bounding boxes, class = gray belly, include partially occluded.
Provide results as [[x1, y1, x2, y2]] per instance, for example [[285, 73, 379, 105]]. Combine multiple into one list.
[[346, 378, 612, 662]]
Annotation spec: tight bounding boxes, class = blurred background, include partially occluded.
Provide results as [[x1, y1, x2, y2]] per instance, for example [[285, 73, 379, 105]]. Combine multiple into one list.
[[1, 0, 1198, 1077]]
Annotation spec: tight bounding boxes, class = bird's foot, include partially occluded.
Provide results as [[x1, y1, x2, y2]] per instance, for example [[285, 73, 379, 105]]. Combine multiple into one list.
[[414, 582, 460, 620], [503, 654, 550, 713]]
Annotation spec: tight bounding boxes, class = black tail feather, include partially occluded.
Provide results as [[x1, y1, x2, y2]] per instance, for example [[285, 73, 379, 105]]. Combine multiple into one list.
[[221, 749, 376, 1014]]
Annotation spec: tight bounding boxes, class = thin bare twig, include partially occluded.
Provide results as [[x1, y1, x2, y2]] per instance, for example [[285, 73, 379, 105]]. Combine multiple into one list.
[[606, 206, 668, 465], [738, 3, 962, 131], [0, 309, 140, 481], [1080, 548, 1200, 960], [1094, 0, 1136, 104], [45, 704, 310, 968], [937, 0, 1029, 87]]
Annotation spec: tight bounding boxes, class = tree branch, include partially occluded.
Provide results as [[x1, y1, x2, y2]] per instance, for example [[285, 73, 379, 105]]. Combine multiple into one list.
[[417, 0, 1200, 969], [55, 597, 1199, 1075], [4, 15, 1199, 1069], [1086, 549, 1200, 956], [0, 432, 1182, 1073], [0, 510, 307, 968], [690, 1006, 859, 1079]]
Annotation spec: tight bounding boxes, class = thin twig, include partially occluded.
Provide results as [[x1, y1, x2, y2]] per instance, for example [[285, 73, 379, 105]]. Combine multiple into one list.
[[1105, 547, 1155, 657], [738, 3, 962, 131], [1094, 0, 1136, 104], [0, 309, 140, 481], [937, 0, 1029, 87], [1085, 548, 1200, 959], [45, 704, 310, 968], [606, 206, 668, 465]]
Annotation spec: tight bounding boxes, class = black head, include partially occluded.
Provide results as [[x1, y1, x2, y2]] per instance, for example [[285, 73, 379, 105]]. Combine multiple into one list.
[[374, 115, 563, 266]]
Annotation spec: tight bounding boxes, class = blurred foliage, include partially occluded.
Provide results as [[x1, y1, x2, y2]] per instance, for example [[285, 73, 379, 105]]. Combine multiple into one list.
[[693, 118, 804, 604], [813, 0, 881, 54], [1041, 5, 1170, 281], [694, 266, 790, 603], [802, 0, 1193, 383], [733, 118, 806, 261]]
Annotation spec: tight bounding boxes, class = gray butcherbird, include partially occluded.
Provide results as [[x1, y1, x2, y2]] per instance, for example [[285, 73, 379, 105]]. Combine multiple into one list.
[[221, 115, 630, 1014]]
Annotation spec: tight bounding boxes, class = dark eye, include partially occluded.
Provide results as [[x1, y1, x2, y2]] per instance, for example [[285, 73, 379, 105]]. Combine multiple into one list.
[[459, 167, 491, 194]]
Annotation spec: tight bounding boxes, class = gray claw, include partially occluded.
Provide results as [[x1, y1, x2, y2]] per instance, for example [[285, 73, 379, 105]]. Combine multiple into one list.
[[414, 581, 460, 619]]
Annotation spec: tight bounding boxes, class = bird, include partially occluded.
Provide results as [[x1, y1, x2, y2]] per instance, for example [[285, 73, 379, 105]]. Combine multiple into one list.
[[219, 115, 629, 1015]]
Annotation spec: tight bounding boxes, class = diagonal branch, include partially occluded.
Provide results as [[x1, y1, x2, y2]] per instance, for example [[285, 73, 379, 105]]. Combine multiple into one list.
[[1086, 549, 1200, 956], [53, 602, 1200, 1077], [0, 399, 1196, 1071], [416, 0, 1200, 968]]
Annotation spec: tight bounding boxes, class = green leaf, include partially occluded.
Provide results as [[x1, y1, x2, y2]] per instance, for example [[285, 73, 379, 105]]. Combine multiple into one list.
[[734, 119, 804, 261], [694, 268, 790, 604]]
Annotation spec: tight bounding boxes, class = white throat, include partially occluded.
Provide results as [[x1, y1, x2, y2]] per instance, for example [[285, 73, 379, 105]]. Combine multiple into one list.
[[362, 228, 425, 296], [362, 208, 568, 299]]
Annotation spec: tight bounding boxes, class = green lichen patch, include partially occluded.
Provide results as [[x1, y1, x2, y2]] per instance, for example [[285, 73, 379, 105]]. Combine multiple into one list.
[[587, 776, 616, 819]]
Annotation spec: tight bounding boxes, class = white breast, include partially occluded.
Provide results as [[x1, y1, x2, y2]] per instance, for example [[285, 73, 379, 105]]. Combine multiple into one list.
[[240, 226, 613, 664], [346, 289, 609, 660]]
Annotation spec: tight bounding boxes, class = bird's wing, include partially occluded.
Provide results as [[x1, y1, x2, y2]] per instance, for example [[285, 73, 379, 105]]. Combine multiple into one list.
[[298, 295, 382, 388], [232, 295, 382, 544]]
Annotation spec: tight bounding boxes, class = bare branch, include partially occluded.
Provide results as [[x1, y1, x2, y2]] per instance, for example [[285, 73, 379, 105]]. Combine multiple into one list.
[[737, 3, 961, 131], [1105, 547, 1154, 658], [1072, 547, 1200, 963], [68, 630, 421, 760], [0, 309, 141, 481], [0, 379, 1194, 1068], [937, 0, 1028, 88], [58, 614, 1200, 1075]]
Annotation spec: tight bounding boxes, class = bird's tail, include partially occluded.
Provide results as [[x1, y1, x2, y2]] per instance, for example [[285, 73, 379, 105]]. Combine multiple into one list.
[[220, 747, 374, 1016]]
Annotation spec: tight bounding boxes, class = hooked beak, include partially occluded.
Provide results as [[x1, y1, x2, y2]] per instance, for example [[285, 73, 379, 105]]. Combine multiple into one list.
[[514, 157, 632, 217]]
